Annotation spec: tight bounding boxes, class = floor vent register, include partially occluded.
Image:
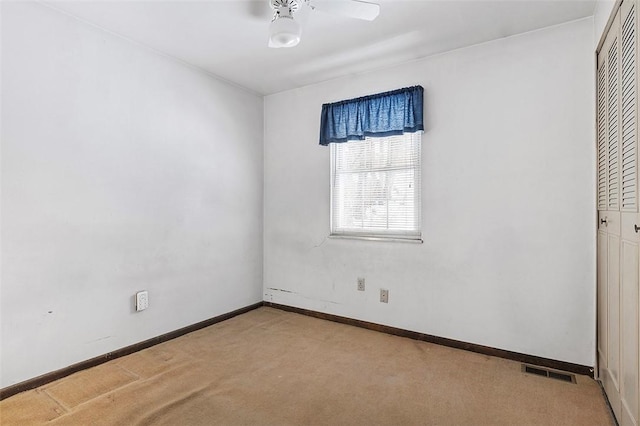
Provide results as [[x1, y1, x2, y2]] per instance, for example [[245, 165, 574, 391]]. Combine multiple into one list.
[[521, 364, 577, 384]]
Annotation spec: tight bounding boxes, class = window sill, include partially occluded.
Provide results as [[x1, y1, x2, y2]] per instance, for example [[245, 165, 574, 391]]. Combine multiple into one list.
[[328, 234, 423, 244]]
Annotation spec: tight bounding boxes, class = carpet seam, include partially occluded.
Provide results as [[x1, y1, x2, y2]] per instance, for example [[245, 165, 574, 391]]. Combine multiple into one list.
[[75, 360, 205, 409], [50, 378, 143, 418], [39, 388, 70, 419], [135, 385, 212, 426], [113, 363, 142, 381], [45, 365, 140, 412]]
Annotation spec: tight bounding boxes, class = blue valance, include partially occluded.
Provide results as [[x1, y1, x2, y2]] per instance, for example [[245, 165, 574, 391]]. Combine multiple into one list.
[[319, 85, 424, 146]]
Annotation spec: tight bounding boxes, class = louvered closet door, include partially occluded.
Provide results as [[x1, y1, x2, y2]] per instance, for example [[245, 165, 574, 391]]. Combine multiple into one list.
[[598, 1, 640, 425], [619, 2, 640, 425], [599, 8, 623, 422], [597, 19, 611, 394]]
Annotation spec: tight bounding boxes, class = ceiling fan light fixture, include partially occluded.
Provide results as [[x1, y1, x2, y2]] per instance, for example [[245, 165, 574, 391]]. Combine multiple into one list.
[[266, 0, 379, 49], [269, 15, 301, 48]]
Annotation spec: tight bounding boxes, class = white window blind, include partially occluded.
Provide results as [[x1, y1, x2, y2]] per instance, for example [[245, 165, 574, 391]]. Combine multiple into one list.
[[330, 133, 422, 240]]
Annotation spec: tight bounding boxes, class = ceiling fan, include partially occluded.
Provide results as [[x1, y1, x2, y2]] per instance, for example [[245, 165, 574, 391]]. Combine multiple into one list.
[[268, 0, 380, 48]]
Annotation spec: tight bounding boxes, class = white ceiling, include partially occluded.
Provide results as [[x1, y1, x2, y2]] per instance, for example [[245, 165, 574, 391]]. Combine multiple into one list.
[[46, 0, 596, 95]]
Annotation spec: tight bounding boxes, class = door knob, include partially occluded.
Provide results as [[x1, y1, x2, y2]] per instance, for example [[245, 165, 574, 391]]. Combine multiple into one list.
[[635, 224, 639, 233]]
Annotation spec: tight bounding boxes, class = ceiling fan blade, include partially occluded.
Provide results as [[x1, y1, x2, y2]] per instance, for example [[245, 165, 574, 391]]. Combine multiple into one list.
[[308, 0, 380, 21]]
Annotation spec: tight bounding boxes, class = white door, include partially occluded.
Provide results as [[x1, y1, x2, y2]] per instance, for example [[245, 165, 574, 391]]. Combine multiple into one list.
[[618, 1, 640, 425], [598, 1, 640, 424]]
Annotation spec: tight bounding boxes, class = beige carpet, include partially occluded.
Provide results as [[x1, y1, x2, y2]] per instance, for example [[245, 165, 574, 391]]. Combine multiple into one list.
[[0, 307, 614, 425]]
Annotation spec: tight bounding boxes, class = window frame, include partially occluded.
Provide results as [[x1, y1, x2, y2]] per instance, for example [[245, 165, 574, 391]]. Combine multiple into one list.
[[329, 133, 423, 242]]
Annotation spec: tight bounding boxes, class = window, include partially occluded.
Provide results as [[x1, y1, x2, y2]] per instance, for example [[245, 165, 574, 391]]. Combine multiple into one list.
[[330, 132, 422, 240], [320, 85, 424, 240]]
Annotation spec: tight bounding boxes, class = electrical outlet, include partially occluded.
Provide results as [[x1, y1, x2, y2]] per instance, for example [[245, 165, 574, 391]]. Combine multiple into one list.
[[357, 277, 365, 291], [136, 290, 149, 312], [380, 289, 389, 303]]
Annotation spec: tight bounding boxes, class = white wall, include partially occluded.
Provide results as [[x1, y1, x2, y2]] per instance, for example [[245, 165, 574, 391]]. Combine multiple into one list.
[[264, 18, 596, 366], [1, 2, 263, 387]]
